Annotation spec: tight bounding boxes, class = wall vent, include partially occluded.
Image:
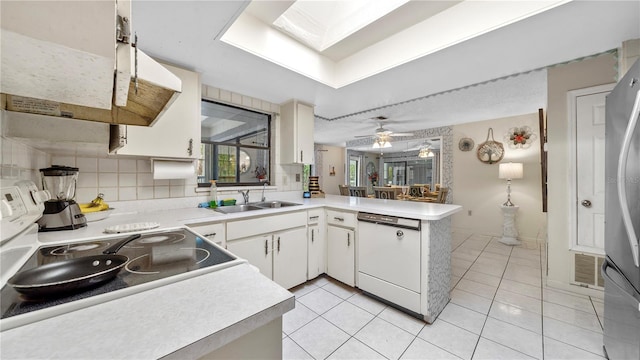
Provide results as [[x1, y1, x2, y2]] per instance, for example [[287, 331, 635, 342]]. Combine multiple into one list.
[[574, 253, 604, 288]]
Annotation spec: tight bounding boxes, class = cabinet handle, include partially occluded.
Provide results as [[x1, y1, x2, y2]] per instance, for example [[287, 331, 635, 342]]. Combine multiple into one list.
[[347, 233, 350, 247], [203, 232, 216, 237], [187, 138, 193, 156], [277, 237, 281, 252], [265, 239, 268, 255], [309, 216, 319, 220], [300, 150, 303, 162], [311, 229, 315, 243], [334, 217, 344, 222]]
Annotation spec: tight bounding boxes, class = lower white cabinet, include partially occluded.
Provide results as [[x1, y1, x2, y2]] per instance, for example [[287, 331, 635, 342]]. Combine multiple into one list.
[[327, 225, 355, 286], [227, 234, 273, 279], [273, 227, 308, 289], [307, 209, 325, 280], [227, 227, 307, 290], [186, 222, 225, 248]]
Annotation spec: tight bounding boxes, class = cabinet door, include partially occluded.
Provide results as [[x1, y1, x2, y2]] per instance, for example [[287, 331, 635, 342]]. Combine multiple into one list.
[[273, 227, 308, 289], [279, 100, 314, 164], [116, 63, 201, 159], [307, 224, 326, 279], [227, 235, 273, 279], [296, 102, 315, 165], [327, 226, 355, 286]]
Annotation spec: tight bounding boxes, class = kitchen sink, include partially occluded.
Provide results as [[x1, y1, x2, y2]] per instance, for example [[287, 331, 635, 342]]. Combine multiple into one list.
[[213, 204, 265, 214], [252, 201, 302, 208]]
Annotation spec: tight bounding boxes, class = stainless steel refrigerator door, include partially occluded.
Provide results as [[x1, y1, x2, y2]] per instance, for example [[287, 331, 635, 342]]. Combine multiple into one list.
[[605, 59, 640, 293], [602, 258, 640, 360]]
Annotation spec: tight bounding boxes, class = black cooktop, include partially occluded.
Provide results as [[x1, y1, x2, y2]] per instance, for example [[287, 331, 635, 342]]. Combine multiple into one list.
[[1, 228, 236, 321]]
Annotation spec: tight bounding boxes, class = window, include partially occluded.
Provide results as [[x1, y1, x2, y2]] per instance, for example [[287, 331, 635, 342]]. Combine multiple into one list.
[[200, 100, 271, 186], [349, 155, 360, 186]]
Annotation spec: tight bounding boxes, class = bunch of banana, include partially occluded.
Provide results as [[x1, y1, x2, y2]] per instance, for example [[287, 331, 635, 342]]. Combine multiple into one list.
[[79, 193, 109, 213]]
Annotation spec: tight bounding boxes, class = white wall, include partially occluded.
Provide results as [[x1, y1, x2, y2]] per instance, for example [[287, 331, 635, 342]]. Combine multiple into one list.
[[315, 144, 345, 195], [451, 113, 546, 244], [546, 52, 618, 291]]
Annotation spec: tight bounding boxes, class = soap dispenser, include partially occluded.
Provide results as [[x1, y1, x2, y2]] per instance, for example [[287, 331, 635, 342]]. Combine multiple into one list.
[[209, 180, 218, 208]]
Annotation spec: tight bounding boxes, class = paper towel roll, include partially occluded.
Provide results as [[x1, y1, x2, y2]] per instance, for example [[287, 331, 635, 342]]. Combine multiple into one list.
[[153, 160, 195, 180]]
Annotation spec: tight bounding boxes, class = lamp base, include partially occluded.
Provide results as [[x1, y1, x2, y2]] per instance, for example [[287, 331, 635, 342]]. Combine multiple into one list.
[[499, 205, 521, 246], [499, 235, 521, 246]]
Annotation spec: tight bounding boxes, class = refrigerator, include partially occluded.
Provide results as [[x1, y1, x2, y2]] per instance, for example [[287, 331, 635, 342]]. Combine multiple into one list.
[[602, 58, 640, 360]]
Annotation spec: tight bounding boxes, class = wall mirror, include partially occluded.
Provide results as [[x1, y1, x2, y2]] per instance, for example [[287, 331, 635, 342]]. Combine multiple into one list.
[[346, 136, 443, 193]]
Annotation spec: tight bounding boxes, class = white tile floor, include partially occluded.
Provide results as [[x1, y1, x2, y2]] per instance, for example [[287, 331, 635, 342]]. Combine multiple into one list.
[[282, 231, 606, 359]]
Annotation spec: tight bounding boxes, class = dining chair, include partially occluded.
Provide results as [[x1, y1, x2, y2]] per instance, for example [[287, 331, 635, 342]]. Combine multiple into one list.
[[349, 186, 367, 197], [373, 186, 401, 199], [409, 185, 424, 197], [436, 187, 449, 203], [338, 185, 349, 196]]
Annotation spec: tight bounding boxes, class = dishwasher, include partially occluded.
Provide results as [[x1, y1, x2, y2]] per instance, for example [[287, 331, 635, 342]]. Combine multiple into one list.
[[357, 212, 423, 317]]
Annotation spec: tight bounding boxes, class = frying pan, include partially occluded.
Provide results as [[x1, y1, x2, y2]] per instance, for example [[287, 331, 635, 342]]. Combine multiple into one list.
[[7, 234, 141, 298]]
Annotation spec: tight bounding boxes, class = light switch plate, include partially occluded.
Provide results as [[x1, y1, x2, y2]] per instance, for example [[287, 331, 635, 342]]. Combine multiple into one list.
[[295, 174, 301, 182]]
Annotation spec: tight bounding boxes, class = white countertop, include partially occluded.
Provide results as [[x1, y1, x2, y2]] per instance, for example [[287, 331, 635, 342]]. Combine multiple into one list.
[[1, 194, 460, 358], [0, 264, 294, 359], [37, 194, 461, 244]]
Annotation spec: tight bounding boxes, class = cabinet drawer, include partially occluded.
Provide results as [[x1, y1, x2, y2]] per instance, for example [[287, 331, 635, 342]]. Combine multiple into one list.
[[307, 209, 323, 224], [227, 211, 307, 240], [186, 223, 225, 246], [326, 210, 356, 228]]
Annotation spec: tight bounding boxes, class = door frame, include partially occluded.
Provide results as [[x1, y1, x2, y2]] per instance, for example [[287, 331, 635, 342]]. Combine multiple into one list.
[[567, 83, 615, 255]]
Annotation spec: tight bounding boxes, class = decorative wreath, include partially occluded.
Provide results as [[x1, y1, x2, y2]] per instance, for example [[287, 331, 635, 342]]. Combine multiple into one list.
[[505, 126, 537, 149]]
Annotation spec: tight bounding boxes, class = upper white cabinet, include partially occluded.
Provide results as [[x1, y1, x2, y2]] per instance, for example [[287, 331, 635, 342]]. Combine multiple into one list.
[[280, 100, 315, 164], [115, 63, 201, 159]]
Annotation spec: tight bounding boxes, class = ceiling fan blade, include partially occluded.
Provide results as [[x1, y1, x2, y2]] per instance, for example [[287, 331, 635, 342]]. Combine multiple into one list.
[[354, 135, 374, 138], [389, 132, 414, 137]]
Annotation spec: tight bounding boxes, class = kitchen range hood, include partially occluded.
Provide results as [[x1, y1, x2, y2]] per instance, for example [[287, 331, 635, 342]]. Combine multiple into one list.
[[0, 0, 181, 127]]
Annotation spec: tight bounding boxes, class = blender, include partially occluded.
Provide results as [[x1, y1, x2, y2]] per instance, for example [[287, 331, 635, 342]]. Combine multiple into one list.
[[37, 165, 87, 231]]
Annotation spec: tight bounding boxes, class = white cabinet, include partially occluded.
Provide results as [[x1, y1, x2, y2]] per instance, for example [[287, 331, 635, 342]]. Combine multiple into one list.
[[115, 63, 201, 159], [326, 209, 357, 286], [307, 209, 325, 280], [273, 227, 308, 289], [226, 211, 308, 289], [227, 234, 273, 279], [280, 100, 314, 164], [227, 228, 307, 289], [327, 225, 355, 287], [186, 222, 225, 248]]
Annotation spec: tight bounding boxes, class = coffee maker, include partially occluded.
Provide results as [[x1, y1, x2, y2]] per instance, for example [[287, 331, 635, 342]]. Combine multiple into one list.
[[37, 165, 87, 231]]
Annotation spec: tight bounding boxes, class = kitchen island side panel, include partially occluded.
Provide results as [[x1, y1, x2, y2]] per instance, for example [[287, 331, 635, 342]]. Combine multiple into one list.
[[423, 217, 451, 323]]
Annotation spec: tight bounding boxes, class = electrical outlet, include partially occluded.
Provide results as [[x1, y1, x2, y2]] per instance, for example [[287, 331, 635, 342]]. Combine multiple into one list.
[[296, 174, 301, 182], [468, 210, 472, 216]]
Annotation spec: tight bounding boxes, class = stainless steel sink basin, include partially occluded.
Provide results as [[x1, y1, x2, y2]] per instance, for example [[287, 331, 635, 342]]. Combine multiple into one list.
[[252, 201, 302, 208], [213, 204, 264, 214]]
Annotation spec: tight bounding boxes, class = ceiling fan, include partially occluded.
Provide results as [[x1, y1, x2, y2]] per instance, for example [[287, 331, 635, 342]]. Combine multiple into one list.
[[354, 117, 414, 148]]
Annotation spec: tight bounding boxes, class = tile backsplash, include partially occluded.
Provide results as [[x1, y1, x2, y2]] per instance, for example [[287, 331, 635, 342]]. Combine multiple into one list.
[[50, 155, 197, 203], [0, 136, 49, 183]]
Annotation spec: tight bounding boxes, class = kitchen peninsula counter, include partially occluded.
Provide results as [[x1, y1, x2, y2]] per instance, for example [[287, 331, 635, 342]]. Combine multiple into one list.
[[0, 262, 293, 359], [2, 195, 461, 358], [35, 194, 461, 244]]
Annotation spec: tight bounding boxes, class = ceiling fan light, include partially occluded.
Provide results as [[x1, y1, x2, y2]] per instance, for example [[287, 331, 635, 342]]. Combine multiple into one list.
[[382, 140, 392, 148], [372, 140, 380, 149]]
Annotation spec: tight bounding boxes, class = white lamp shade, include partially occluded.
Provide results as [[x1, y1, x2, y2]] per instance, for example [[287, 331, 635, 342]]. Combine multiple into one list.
[[499, 162, 523, 180]]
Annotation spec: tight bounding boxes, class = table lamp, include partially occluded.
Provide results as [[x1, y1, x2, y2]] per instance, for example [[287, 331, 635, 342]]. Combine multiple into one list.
[[498, 162, 523, 206]]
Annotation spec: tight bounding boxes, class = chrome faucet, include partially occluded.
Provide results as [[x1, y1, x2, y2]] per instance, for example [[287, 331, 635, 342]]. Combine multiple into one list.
[[239, 190, 250, 204], [261, 180, 270, 202]]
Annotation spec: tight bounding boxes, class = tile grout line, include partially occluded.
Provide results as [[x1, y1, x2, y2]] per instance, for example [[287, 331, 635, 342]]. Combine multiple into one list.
[[468, 236, 514, 360]]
